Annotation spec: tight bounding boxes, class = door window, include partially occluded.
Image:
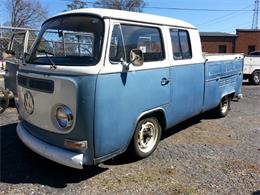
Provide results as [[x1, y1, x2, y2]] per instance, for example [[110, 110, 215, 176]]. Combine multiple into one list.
[[109, 24, 164, 63], [109, 24, 126, 62]]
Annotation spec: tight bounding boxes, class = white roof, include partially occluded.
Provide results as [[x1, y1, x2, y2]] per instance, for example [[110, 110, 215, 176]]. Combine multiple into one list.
[[48, 8, 196, 29]]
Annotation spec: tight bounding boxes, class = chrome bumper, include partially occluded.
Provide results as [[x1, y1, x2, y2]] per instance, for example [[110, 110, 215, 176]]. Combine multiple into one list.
[[16, 123, 84, 169]]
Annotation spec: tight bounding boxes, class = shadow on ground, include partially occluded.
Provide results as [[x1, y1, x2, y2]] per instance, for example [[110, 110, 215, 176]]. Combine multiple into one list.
[[0, 110, 229, 187], [0, 123, 107, 188]]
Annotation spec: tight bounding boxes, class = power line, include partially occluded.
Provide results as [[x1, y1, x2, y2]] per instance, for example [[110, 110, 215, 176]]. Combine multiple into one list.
[[197, 4, 254, 27], [219, 20, 252, 32], [83, 1, 254, 12], [198, 10, 252, 28], [143, 6, 253, 12]]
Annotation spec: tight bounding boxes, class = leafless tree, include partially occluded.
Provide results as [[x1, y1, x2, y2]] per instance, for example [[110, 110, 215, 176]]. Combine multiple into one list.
[[65, 0, 88, 11], [5, 0, 48, 27], [94, 0, 146, 12]]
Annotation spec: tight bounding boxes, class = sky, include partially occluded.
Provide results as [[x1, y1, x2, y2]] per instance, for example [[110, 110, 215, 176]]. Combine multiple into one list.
[[0, 0, 258, 33]]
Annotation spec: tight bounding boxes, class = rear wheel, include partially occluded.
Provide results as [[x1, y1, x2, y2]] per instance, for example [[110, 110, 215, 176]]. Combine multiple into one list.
[[214, 95, 231, 117], [249, 71, 260, 85], [0, 88, 9, 114], [129, 117, 161, 159]]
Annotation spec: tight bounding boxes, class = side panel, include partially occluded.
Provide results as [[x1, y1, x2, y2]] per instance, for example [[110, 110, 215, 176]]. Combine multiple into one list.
[[165, 63, 205, 127], [94, 68, 170, 158], [204, 59, 243, 111]]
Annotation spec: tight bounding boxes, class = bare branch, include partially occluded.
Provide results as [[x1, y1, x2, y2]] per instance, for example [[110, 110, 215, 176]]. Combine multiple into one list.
[[65, 0, 88, 11], [93, 0, 146, 12], [5, 0, 48, 27]]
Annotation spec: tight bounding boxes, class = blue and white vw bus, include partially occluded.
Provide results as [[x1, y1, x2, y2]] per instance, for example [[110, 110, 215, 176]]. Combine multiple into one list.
[[16, 8, 243, 169]]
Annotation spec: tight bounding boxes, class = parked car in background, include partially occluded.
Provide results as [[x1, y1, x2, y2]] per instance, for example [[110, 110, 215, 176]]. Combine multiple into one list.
[[0, 52, 8, 113], [0, 31, 29, 113], [0, 52, 5, 77], [243, 51, 260, 85]]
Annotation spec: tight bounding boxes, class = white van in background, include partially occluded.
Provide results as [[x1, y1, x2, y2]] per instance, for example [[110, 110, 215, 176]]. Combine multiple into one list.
[[243, 51, 260, 85]]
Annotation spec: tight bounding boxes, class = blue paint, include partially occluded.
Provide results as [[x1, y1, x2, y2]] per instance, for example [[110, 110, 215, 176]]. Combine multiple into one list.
[[165, 63, 204, 128], [93, 60, 242, 158], [204, 59, 243, 111], [94, 68, 170, 157]]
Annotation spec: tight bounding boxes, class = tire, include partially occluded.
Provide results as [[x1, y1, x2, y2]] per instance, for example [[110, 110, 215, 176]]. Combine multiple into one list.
[[129, 117, 162, 159], [214, 95, 231, 117], [0, 88, 9, 114], [249, 71, 260, 85]]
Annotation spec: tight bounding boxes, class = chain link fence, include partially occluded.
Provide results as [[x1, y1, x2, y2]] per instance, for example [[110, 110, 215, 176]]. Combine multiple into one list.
[[0, 26, 39, 59], [0, 26, 94, 59]]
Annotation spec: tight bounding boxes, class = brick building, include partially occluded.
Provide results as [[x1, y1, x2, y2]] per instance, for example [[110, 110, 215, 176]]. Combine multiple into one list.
[[200, 32, 236, 53], [200, 29, 260, 54], [235, 29, 260, 54]]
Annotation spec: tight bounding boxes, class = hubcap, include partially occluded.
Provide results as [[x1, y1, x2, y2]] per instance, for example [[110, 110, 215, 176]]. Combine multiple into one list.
[[137, 121, 158, 153], [253, 73, 260, 83], [221, 98, 228, 114]]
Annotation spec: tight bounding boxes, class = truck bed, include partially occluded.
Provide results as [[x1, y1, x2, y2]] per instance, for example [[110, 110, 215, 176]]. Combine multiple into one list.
[[203, 53, 244, 62], [202, 53, 244, 111]]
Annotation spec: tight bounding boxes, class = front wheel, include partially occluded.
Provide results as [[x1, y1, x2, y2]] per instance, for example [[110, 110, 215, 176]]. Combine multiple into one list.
[[214, 95, 231, 117], [129, 117, 162, 159], [249, 71, 260, 85]]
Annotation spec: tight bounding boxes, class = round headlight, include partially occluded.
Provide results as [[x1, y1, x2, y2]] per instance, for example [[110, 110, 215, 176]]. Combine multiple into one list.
[[55, 105, 73, 129]]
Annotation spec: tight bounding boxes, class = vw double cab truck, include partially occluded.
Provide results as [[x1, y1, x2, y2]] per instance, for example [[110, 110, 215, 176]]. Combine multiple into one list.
[[16, 8, 243, 169]]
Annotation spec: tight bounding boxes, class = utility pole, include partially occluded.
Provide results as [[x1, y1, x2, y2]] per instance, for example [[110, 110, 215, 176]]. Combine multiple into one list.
[[252, 0, 259, 29]]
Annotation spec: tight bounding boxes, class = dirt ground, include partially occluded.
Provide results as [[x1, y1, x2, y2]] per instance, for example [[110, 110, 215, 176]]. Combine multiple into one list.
[[0, 83, 259, 195]]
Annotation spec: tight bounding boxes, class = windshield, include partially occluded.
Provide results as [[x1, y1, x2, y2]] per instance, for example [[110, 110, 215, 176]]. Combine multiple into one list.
[[29, 15, 104, 66]]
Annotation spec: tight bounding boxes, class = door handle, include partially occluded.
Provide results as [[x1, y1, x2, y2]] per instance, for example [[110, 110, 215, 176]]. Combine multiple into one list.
[[161, 78, 170, 86]]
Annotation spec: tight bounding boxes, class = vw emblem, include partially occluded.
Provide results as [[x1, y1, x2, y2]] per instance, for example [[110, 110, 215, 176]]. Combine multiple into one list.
[[24, 91, 34, 114]]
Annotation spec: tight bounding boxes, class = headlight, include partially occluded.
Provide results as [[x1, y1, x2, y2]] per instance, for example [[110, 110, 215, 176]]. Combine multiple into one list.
[[55, 105, 73, 129]]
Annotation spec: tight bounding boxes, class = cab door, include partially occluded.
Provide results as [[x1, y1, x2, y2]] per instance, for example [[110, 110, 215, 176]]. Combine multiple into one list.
[[167, 29, 205, 126], [94, 21, 171, 158]]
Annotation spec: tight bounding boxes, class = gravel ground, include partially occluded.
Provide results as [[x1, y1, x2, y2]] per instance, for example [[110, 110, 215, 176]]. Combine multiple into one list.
[[0, 84, 259, 195]]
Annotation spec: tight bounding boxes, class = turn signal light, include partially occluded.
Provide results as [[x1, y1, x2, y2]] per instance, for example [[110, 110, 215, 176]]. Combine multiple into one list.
[[64, 139, 88, 150]]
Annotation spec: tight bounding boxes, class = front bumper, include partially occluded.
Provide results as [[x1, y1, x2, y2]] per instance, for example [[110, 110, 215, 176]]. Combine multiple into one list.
[[16, 123, 84, 169]]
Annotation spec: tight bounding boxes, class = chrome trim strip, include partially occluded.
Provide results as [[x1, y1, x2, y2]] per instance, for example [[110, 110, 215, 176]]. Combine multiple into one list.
[[16, 123, 84, 169]]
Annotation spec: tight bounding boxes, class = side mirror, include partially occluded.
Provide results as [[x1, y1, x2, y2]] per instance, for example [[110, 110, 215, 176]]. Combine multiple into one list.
[[130, 49, 144, 66]]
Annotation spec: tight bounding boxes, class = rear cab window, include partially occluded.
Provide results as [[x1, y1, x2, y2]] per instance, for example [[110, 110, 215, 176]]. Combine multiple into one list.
[[170, 29, 192, 60]]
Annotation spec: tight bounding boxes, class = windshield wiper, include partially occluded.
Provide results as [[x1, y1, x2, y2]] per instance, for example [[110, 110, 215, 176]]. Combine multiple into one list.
[[37, 49, 57, 70]]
